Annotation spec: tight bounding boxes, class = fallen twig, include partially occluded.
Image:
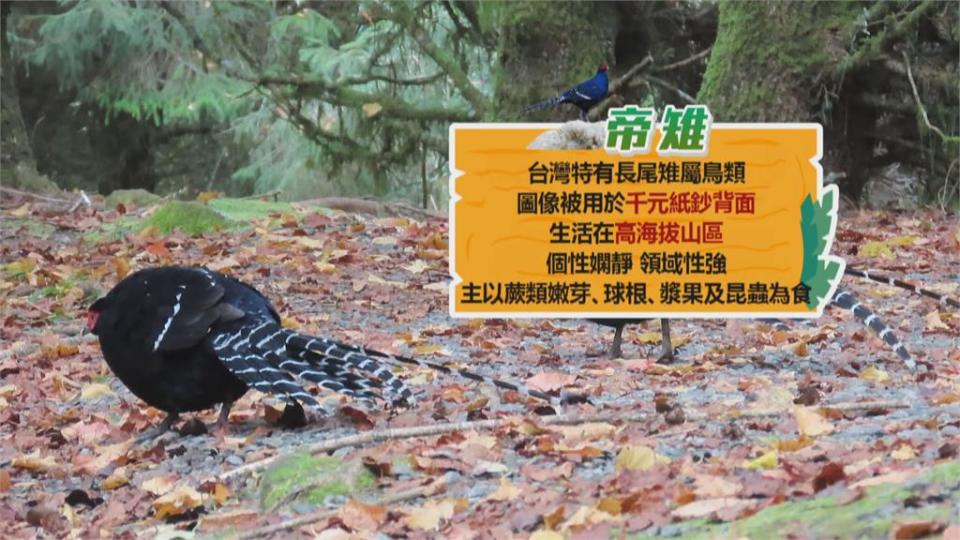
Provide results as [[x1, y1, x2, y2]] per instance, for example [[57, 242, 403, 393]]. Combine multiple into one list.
[[234, 477, 447, 540], [0, 186, 72, 205], [301, 196, 443, 220], [67, 190, 92, 212], [217, 400, 910, 483], [241, 190, 282, 202]]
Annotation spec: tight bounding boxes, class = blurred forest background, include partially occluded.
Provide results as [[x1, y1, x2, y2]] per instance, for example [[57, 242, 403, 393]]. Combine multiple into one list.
[[1, 0, 957, 210]]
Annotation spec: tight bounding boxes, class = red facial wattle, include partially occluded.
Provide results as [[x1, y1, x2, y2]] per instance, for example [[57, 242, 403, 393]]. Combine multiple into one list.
[[86, 310, 100, 332]]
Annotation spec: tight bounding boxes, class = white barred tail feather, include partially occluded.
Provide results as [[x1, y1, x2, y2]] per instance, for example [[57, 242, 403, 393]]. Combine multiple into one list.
[[275, 335, 574, 410], [210, 321, 411, 406], [830, 288, 914, 369], [845, 267, 959, 309]]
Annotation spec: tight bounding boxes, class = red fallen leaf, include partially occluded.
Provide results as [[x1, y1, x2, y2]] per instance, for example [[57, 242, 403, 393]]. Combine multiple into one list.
[[339, 406, 375, 430], [813, 462, 846, 492], [526, 372, 576, 393], [622, 359, 652, 371], [26, 504, 65, 533], [938, 443, 958, 460], [361, 456, 393, 477], [436, 432, 466, 446], [410, 455, 471, 475], [197, 510, 260, 533], [520, 462, 574, 482], [339, 499, 387, 532], [836, 487, 864, 506], [144, 241, 171, 259], [0, 470, 10, 492], [113, 257, 130, 279], [303, 213, 333, 229], [892, 520, 946, 539], [197, 481, 230, 506], [942, 525, 960, 540]]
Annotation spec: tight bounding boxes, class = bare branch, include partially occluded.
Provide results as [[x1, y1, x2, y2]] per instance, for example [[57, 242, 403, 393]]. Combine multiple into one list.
[[234, 479, 447, 540], [653, 47, 712, 72], [608, 54, 655, 95], [588, 54, 654, 120], [645, 75, 697, 104], [836, 0, 935, 74], [217, 400, 909, 483], [902, 51, 949, 144]]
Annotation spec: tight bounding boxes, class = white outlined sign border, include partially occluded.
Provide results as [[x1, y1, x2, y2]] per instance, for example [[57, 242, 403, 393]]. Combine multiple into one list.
[[447, 122, 844, 320]]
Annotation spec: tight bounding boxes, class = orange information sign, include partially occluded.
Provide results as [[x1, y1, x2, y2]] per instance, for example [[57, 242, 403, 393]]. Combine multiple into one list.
[[449, 121, 843, 319]]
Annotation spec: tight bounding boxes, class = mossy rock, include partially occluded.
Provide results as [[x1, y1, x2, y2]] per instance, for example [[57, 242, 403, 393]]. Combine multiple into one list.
[[628, 460, 960, 539], [208, 198, 294, 221], [142, 201, 229, 236], [2, 218, 55, 238], [6, 163, 60, 193], [259, 453, 375, 512], [105, 189, 162, 209]]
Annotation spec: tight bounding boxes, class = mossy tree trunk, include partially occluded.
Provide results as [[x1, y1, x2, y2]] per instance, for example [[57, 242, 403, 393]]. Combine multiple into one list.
[[696, 1, 954, 205], [486, 1, 620, 122], [1, 2, 36, 179], [697, 1, 859, 122]]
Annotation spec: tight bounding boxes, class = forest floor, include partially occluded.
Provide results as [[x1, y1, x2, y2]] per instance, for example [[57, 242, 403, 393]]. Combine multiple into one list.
[[1, 194, 959, 539]]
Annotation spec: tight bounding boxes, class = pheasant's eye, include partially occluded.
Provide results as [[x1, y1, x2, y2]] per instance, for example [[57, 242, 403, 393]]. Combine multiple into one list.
[[86, 310, 100, 332]]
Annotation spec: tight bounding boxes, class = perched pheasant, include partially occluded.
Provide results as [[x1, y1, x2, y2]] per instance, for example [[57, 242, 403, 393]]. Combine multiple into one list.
[[87, 266, 412, 438], [525, 63, 609, 121]]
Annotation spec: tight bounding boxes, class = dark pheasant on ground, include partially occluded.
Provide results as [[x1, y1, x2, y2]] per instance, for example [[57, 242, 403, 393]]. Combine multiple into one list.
[[87, 266, 412, 438], [589, 318, 674, 361]]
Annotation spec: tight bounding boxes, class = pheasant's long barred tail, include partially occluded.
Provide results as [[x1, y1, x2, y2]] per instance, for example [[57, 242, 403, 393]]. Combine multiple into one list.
[[288, 336, 565, 409], [211, 321, 410, 407], [845, 267, 960, 309], [830, 288, 914, 369], [280, 329, 414, 406], [523, 95, 564, 113]]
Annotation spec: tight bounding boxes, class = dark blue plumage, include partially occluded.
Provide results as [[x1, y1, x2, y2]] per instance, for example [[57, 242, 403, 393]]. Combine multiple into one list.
[[88, 266, 412, 438], [525, 63, 609, 121]]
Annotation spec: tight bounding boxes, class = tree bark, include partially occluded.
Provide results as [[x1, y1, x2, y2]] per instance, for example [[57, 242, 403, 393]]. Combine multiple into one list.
[[697, 1, 860, 122], [1, 2, 37, 179], [488, 1, 620, 122]]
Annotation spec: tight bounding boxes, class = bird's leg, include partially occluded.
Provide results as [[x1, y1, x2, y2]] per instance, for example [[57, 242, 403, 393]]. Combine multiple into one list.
[[210, 401, 233, 437], [136, 412, 178, 443], [608, 324, 624, 359], [657, 319, 675, 363], [217, 401, 233, 428]]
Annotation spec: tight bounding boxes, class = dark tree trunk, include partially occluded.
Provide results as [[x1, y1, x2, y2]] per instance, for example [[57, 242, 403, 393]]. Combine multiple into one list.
[[1, 2, 37, 178], [488, 1, 620, 122]]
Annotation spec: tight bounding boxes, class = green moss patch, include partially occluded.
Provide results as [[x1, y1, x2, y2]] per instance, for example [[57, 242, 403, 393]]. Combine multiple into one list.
[[208, 198, 294, 222], [2, 218, 55, 238], [259, 453, 375, 512], [83, 197, 299, 243], [142, 201, 229, 235], [105, 189, 162, 209], [5, 163, 60, 193], [629, 461, 960, 539]]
